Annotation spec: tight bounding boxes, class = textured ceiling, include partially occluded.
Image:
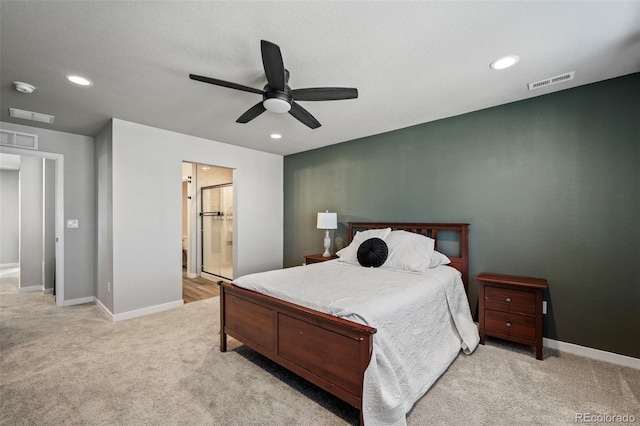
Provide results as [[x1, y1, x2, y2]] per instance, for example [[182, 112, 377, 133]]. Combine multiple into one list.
[[1, 1, 639, 156]]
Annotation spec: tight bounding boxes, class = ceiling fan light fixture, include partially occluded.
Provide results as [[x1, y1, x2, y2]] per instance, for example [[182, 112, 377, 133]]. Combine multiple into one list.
[[490, 55, 520, 70], [263, 97, 291, 113]]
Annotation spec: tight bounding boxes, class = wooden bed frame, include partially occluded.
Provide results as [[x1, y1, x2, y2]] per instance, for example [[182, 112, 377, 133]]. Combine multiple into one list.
[[219, 222, 469, 420]]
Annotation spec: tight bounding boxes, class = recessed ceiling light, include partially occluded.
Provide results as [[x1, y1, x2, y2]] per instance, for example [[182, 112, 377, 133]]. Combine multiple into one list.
[[66, 74, 93, 86], [270, 133, 282, 139], [490, 55, 520, 70]]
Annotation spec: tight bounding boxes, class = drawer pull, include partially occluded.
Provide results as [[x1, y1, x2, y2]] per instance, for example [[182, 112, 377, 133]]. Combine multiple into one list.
[[506, 322, 512, 328], [505, 297, 512, 303]]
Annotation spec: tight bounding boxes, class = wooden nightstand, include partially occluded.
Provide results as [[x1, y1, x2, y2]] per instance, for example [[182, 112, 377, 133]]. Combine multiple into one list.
[[477, 272, 548, 360], [304, 253, 338, 264]]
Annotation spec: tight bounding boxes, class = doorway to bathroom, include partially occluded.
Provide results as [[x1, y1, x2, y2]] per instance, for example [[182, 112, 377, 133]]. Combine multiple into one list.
[[181, 162, 233, 303]]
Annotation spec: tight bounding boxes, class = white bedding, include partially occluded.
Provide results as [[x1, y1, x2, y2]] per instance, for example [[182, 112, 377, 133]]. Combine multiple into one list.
[[232, 260, 479, 426]]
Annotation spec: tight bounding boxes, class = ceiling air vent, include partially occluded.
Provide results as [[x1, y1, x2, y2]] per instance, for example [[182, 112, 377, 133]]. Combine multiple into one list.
[[528, 71, 575, 91], [9, 107, 55, 124]]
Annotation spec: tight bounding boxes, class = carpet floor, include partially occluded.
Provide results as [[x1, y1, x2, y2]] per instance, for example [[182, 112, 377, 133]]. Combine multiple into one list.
[[1, 267, 638, 425]]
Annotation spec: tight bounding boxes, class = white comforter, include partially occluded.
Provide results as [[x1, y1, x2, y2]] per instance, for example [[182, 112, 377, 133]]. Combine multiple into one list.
[[232, 261, 479, 425]]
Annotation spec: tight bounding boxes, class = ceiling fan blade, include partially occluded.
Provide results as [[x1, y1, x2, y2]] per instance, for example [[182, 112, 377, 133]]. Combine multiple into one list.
[[261, 40, 286, 91], [289, 102, 321, 129], [236, 102, 267, 123], [291, 87, 358, 101], [189, 74, 264, 95]]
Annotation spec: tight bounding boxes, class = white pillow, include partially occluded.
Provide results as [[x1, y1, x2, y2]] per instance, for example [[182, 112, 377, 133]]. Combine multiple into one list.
[[429, 250, 451, 268], [336, 227, 392, 265], [381, 230, 435, 272]]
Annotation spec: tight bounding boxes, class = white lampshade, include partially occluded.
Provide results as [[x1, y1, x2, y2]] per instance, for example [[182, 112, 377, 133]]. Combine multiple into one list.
[[316, 211, 337, 230]]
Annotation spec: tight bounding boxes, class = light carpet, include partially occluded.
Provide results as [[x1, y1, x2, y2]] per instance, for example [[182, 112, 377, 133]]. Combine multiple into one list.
[[1, 267, 638, 425]]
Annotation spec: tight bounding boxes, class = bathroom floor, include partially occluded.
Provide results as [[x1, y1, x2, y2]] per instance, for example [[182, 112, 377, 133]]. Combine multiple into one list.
[[182, 268, 219, 303]]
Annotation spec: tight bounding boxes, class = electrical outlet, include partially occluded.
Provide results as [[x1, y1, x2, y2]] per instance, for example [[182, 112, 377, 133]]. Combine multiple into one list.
[[542, 300, 547, 315], [107, 282, 111, 294]]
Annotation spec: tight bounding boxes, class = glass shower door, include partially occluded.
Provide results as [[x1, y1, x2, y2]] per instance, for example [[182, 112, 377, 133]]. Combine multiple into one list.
[[201, 184, 233, 279]]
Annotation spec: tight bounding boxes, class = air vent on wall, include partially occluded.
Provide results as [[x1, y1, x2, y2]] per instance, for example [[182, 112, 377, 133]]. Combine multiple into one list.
[[0, 129, 38, 150], [9, 107, 55, 124], [528, 71, 575, 91]]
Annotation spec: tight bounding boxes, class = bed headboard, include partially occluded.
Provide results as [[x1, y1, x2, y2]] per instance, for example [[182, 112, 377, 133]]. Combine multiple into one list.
[[347, 222, 470, 293]]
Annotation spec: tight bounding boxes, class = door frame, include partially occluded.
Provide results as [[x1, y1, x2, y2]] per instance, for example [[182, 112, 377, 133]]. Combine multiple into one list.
[[0, 145, 65, 306]]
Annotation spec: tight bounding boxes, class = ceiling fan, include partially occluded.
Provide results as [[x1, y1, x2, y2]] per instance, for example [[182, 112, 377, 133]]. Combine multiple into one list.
[[189, 40, 358, 129]]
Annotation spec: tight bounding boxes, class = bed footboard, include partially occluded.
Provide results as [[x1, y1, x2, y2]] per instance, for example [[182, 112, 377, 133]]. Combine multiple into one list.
[[220, 281, 376, 410]]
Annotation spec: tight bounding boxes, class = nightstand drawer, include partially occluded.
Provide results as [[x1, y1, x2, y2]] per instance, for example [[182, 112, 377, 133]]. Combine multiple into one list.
[[484, 310, 536, 340], [484, 286, 536, 315]]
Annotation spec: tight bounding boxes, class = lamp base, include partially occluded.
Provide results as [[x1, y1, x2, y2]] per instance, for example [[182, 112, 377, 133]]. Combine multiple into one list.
[[322, 230, 332, 257]]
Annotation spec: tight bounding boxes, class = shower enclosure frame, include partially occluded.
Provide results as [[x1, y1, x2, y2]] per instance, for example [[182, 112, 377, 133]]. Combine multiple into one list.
[[200, 183, 233, 280]]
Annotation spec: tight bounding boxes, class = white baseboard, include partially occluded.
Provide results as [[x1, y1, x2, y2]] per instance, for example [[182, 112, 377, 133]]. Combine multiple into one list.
[[543, 337, 640, 370], [187, 272, 197, 279], [0, 263, 19, 268], [61, 296, 95, 306], [95, 297, 113, 320], [42, 288, 53, 295], [112, 299, 184, 322], [19, 285, 42, 293], [59, 296, 184, 323]]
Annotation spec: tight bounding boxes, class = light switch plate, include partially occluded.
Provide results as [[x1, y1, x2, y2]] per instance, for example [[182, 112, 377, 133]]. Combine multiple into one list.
[[66, 219, 78, 228]]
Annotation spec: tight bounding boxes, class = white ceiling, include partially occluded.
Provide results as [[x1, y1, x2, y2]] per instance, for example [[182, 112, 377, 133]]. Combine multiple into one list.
[[1, 1, 639, 156]]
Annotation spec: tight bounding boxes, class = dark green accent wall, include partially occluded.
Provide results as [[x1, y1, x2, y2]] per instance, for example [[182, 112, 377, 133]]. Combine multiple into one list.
[[284, 73, 640, 358]]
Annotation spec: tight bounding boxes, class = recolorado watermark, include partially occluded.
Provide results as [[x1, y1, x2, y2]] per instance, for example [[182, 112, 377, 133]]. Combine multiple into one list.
[[576, 413, 636, 423]]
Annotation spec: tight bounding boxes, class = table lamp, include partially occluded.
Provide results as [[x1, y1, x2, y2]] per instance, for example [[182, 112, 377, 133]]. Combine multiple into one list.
[[316, 210, 338, 257]]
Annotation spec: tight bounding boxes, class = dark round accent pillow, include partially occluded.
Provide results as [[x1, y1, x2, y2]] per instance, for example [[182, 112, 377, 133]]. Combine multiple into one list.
[[357, 237, 389, 268]]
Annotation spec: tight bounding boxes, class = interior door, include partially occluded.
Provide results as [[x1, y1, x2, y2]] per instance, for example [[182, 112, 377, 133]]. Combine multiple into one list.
[[201, 184, 233, 279]]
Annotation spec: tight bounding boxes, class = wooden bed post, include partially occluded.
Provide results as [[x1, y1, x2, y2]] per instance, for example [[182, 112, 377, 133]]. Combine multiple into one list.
[[220, 284, 227, 352], [460, 224, 469, 294]]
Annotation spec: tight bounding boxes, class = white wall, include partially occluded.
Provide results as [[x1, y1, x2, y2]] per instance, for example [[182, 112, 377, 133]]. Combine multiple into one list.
[[109, 119, 283, 317], [19, 156, 43, 289], [95, 124, 113, 312], [0, 170, 20, 266]]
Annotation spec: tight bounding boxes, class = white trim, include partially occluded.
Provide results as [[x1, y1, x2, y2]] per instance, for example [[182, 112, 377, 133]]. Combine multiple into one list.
[[19, 285, 41, 293], [42, 287, 53, 294], [0, 263, 19, 268], [112, 299, 183, 322], [187, 272, 197, 279], [543, 337, 640, 370], [61, 296, 95, 306]]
